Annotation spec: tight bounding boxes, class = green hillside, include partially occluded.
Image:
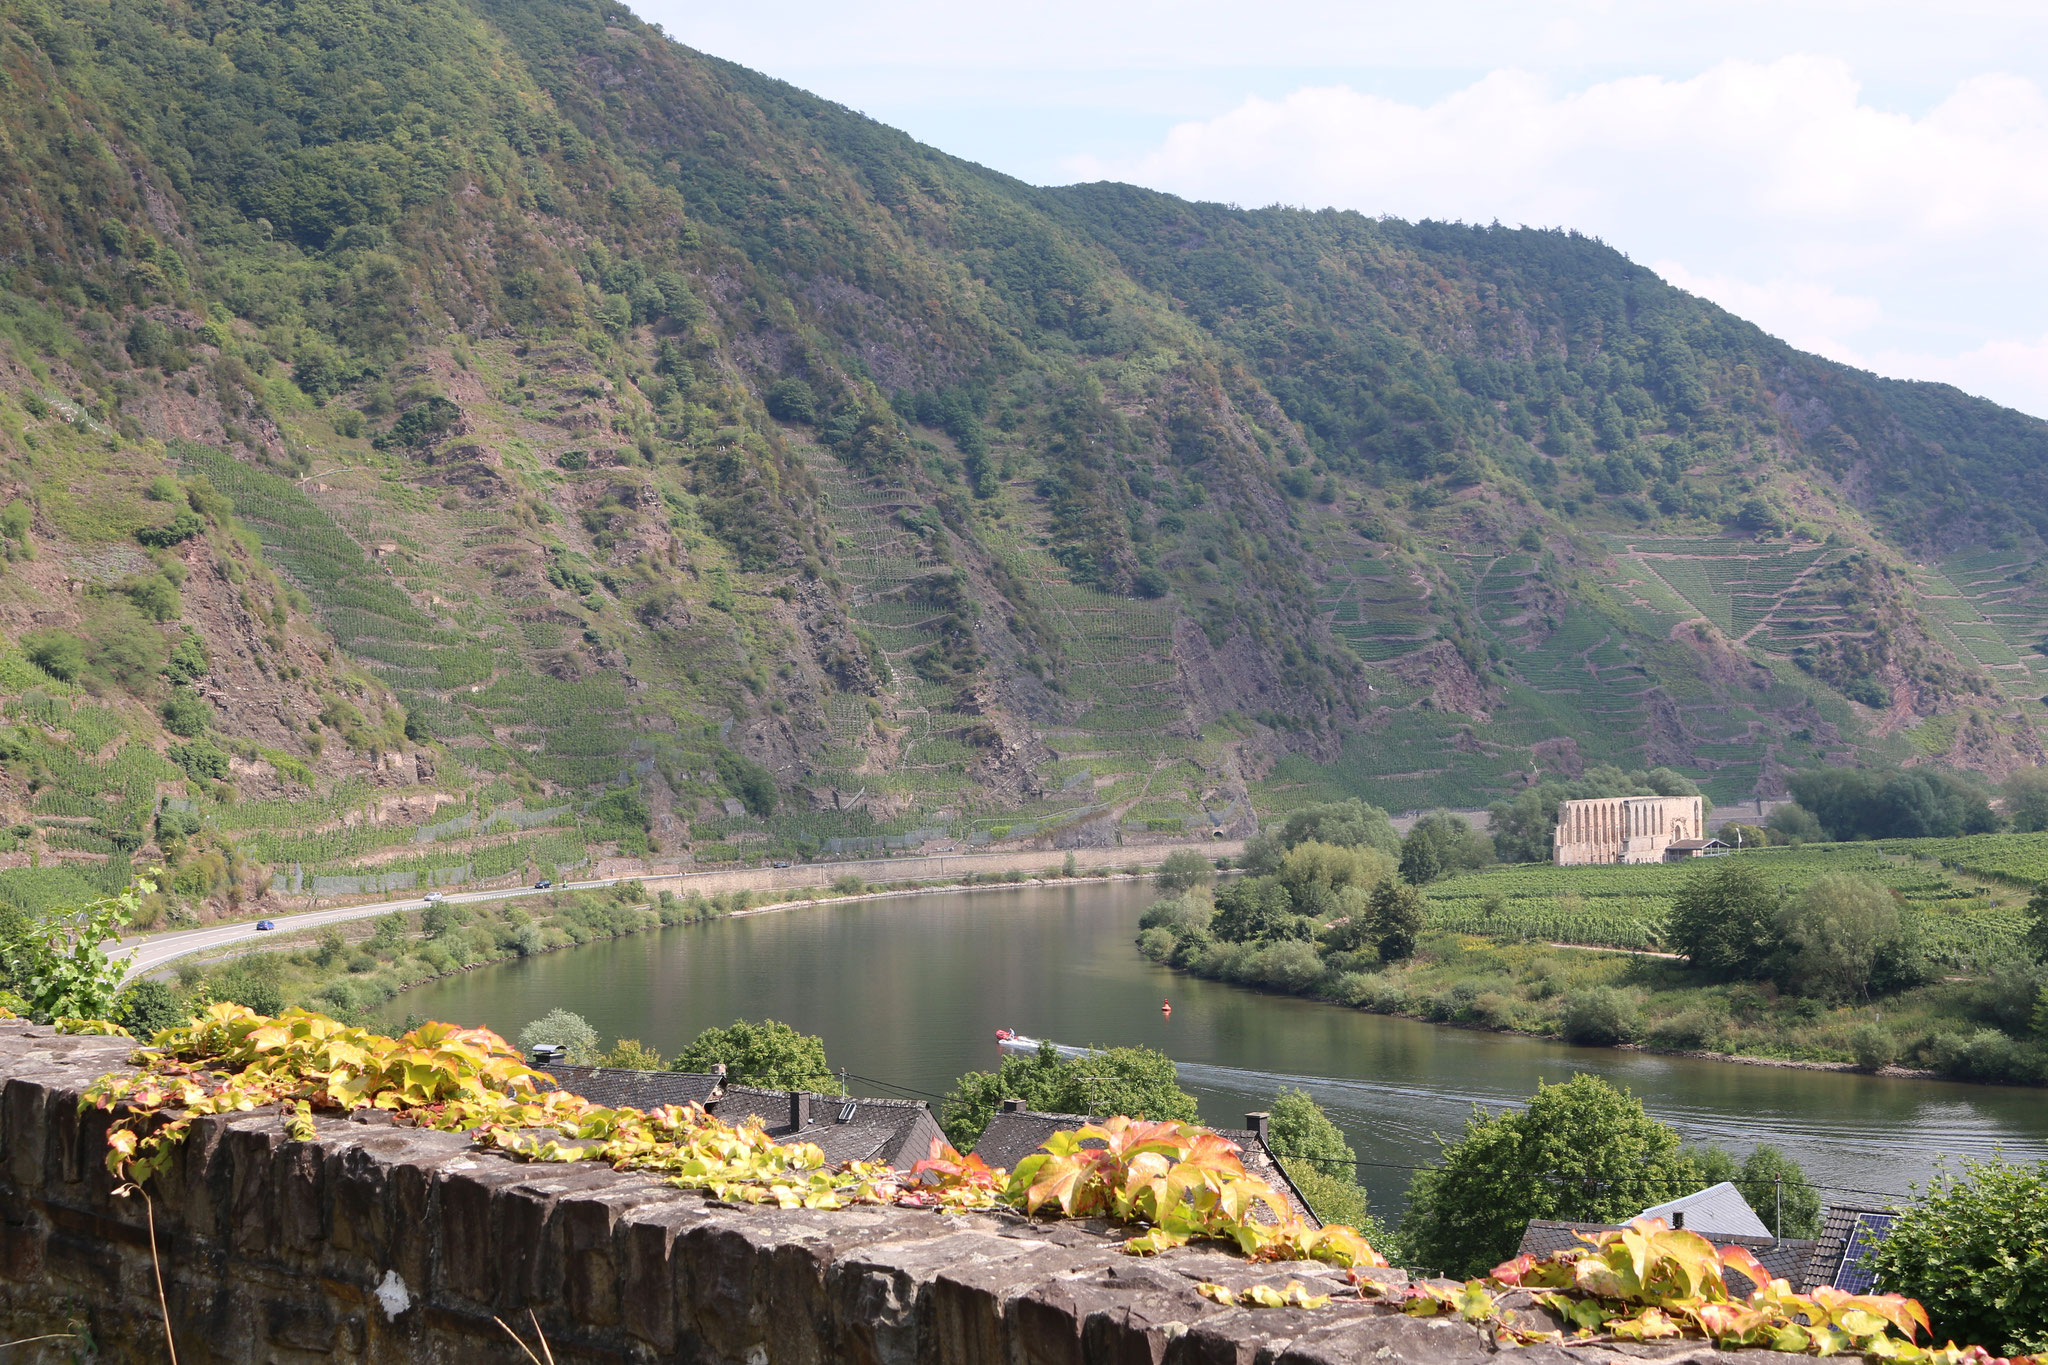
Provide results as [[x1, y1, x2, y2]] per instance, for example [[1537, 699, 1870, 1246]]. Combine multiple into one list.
[[0, 0, 2043, 916]]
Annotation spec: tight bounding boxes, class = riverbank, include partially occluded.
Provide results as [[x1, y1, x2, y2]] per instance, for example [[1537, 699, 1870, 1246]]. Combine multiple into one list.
[[1134, 924, 2044, 1088], [152, 857, 1203, 1025]]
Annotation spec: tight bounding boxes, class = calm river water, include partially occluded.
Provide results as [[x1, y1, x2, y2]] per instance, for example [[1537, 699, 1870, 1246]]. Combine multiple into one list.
[[387, 880, 2048, 1214]]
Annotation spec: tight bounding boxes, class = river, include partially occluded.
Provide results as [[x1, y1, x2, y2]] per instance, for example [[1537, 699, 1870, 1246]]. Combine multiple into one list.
[[386, 879, 2048, 1215]]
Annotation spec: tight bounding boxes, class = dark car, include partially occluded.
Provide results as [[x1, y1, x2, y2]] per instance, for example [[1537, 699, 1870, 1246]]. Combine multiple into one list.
[[534, 879, 552, 890], [255, 919, 276, 931]]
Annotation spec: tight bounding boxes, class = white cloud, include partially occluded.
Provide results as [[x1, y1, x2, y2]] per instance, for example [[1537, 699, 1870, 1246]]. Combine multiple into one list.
[[1069, 58, 2048, 417]]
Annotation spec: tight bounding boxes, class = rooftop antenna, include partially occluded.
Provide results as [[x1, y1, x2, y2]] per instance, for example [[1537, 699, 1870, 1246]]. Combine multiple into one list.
[[1077, 1077, 1113, 1120]]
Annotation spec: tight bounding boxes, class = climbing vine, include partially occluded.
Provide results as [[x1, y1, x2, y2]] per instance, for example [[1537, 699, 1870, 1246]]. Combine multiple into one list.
[[77, 1006, 1369, 1258], [1390, 1220, 2041, 1365]]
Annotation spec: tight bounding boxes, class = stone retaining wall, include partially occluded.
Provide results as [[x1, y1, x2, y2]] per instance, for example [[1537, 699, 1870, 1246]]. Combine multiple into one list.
[[0, 1020, 1751, 1363]]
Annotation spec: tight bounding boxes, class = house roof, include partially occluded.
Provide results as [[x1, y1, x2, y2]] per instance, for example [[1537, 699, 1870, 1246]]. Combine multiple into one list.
[[1667, 838, 1728, 851], [968, 1109, 1320, 1225], [1802, 1204, 1895, 1292], [717, 1085, 947, 1169], [539, 1064, 722, 1111], [1638, 1181, 1772, 1238], [1518, 1221, 1814, 1297], [536, 1065, 944, 1170]]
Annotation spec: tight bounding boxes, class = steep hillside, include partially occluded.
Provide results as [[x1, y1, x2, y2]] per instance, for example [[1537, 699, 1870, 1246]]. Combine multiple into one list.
[[0, 0, 2042, 915]]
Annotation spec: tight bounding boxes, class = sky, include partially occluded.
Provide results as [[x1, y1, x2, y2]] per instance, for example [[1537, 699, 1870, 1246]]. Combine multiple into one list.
[[642, 1, 2048, 419]]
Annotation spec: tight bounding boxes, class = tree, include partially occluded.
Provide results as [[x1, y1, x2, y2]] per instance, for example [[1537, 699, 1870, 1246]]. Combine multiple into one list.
[[2028, 886, 2048, 963], [1865, 1156, 2048, 1356], [517, 1008, 600, 1065], [1735, 1145, 1822, 1240], [2005, 768, 2048, 834], [1277, 840, 1395, 916], [670, 1018, 833, 1089], [1777, 872, 1927, 1001], [1275, 799, 1402, 857], [939, 1041, 1199, 1150], [1369, 879, 1425, 962], [1154, 849, 1213, 895], [1766, 804, 1824, 844], [1666, 859, 1781, 980], [1267, 1088, 1375, 1232], [597, 1038, 665, 1070], [421, 901, 457, 938], [1211, 876, 1307, 944], [0, 879, 147, 1022], [1400, 812, 1491, 885], [1400, 1074, 1702, 1277]]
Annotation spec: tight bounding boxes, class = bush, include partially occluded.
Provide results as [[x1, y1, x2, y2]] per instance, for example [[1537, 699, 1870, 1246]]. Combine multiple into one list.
[[23, 629, 86, 681], [161, 689, 211, 737], [1356, 976, 1408, 1014], [1849, 1022, 1897, 1070], [1154, 849, 1214, 895], [1928, 1028, 2043, 1084], [517, 1008, 600, 1064], [135, 509, 204, 547], [1470, 991, 1518, 1031], [1647, 1007, 1725, 1051], [764, 378, 818, 424], [1561, 988, 1638, 1045], [115, 979, 191, 1037], [1865, 1156, 2048, 1355], [1251, 939, 1326, 994]]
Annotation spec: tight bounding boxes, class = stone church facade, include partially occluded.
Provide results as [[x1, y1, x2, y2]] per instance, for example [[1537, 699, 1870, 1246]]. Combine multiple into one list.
[[1552, 795, 1705, 865]]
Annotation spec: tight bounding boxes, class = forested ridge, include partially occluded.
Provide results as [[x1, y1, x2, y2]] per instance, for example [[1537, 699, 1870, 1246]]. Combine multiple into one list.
[[0, 0, 2044, 917]]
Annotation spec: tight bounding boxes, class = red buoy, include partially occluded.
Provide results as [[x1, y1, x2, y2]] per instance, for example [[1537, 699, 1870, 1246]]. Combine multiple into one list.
[[1161, 999, 1172, 1014]]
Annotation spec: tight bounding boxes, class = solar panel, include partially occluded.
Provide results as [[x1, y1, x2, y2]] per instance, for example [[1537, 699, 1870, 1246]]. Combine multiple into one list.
[[1834, 1213, 1895, 1293]]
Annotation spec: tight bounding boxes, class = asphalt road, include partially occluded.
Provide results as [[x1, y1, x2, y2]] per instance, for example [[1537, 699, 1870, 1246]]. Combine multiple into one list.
[[112, 878, 619, 981]]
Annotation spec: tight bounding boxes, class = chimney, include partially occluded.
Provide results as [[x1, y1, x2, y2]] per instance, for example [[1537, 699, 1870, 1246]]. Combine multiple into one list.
[[788, 1090, 809, 1130], [1673, 1210, 1686, 1230], [1000, 1097, 1026, 1113], [1245, 1111, 1271, 1145], [530, 1043, 565, 1066]]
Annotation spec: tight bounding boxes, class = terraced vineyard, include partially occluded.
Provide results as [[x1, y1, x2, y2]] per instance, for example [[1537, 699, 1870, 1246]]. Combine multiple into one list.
[[1919, 551, 2048, 723]]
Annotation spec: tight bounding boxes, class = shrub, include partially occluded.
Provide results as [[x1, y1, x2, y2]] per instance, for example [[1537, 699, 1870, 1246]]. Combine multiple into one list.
[[160, 690, 211, 737], [115, 979, 191, 1037], [135, 510, 204, 547], [517, 1008, 600, 1064], [1154, 849, 1214, 895], [1561, 988, 1638, 1045], [1252, 939, 1326, 994], [23, 629, 86, 681], [764, 378, 818, 424], [1647, 1007, 1725, 1051], [1865, 1156, 2048, 1355], [1849, 1021, 1897, 1070], [169, 740, 230, 781], [1356, 976, 1407, 1014], [1470, 991, 1518, 1031]]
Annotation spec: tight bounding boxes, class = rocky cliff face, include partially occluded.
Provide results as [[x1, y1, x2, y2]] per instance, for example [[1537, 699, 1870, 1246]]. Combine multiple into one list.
[[1, 0, 2044, 912]]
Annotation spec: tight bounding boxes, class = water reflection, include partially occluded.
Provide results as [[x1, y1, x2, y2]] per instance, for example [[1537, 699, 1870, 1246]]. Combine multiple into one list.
[[391, 880, 2048, 1213]]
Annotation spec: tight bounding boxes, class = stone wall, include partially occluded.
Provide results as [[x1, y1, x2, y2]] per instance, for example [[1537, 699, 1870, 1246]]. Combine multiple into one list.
[[0, 1020, 1752, 1363]]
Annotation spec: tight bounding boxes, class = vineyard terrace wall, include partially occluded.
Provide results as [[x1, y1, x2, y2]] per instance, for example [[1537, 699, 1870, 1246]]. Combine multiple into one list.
[[3, 1019, 1801, 1364]]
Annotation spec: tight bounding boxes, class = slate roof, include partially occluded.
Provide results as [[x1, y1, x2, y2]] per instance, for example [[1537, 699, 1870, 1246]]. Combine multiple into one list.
[[968, 1109, 1321, 1225], [1801, 1204, 1895, 1292], [717, 1085, 948, 1169], [536, 1066, 944, 1170], [1638, 1181, 1772, 1238], [1518, 1221, 1814, 1297], [539, 1064, 722, 1111]]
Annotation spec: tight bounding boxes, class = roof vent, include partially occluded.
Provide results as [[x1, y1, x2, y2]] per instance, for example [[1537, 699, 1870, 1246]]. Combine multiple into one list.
[[1673, 1210, 1686, 1230], [530, 1043, 566, 1066]]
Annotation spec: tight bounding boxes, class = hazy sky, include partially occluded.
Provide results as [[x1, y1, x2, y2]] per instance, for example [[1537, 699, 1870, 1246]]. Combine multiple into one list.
[[643, 2, 2048, 419]]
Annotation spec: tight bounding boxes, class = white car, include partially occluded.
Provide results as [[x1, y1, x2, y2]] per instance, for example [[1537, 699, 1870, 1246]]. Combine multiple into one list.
[[424, 891, 446, 905]]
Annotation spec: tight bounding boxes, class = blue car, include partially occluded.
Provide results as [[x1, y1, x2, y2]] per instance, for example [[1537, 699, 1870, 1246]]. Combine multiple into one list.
[[255, 919, 276, 931]]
